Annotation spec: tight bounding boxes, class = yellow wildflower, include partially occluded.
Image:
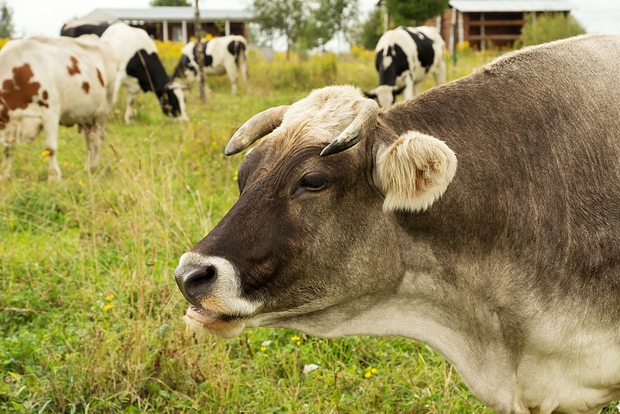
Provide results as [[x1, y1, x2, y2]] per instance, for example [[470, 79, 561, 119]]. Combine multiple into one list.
[[291, 335, 301, 342], [181, 147, 187, 153], [105, 294, 115, 301], [40, 150, 50, 157], [364, 371, 372, 378], [211, 141, 218, 148], [260, 346, 266, 352], [371, 368, 377, 374], [103, 304, 114, 311]]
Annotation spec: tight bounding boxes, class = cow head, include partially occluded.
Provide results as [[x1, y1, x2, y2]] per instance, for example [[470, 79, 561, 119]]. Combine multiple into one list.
[[160, 82, 189, 121], [172, 54, 199, 82], [364, 84, 406, 109], [174, 85, 456, 338]]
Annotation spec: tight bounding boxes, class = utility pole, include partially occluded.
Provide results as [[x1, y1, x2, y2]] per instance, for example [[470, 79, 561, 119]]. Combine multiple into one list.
[[194, 0, 206, 101]]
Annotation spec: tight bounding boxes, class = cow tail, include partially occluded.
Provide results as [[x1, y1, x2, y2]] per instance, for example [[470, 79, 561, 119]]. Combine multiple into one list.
[[236, 40, 249, 83]]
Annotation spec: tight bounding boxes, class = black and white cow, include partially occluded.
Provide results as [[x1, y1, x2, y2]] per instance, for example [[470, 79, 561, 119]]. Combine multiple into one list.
[[60, 20, 110, 38], [172, 36, 249, 95], [175, 34, 620, 414], [365, 26, 446, 108], [62, 22, 188, 123]]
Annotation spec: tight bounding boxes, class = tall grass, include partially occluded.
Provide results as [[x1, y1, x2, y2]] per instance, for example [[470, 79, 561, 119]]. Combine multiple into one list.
[[5, 46, 610, 413]]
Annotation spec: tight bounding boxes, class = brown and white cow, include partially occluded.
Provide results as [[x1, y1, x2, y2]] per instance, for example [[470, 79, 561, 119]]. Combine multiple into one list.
[[0, 35, 116, 181], [175, 34, 620, 414]]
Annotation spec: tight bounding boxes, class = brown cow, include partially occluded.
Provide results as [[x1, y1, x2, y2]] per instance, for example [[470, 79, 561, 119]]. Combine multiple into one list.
[[0, 35, 116, 181], [175, 34, 620, 414]]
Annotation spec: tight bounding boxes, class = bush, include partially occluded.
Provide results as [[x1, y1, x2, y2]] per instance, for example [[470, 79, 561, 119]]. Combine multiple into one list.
[[515, 12, 586, 48]]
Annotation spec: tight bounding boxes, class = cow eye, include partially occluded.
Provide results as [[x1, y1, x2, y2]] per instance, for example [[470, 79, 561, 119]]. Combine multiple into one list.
[[301, 175, 326, 190], [292, 175, 327, 198]]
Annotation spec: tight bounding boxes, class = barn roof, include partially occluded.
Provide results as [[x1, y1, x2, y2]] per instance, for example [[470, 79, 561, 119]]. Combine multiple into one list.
[[449, 0, 574, 12], [81, 7, 252, 23]]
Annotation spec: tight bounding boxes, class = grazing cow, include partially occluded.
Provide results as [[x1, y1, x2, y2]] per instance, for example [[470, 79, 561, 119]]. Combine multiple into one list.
[[0, 35, 116, 182], [174, 34, 620, 414], [365, 26, 446, 108], [63, 22, 188, 123], [101, 23, 189, 123], [60, 20, 110, 38], [171, 36, 249, 95]]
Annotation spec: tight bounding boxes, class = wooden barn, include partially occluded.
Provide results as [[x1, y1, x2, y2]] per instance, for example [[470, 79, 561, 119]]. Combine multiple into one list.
[[79, 7, 252, 43], [426, 0, 574, 50]]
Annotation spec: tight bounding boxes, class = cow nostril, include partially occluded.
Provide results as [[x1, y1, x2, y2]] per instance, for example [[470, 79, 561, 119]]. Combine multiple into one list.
[[184, 265, 217, 301]]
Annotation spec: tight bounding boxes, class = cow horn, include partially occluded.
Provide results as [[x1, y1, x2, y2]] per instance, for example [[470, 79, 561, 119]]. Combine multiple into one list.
[[320, 99, 379, 156], [225, 105, 290, 156]]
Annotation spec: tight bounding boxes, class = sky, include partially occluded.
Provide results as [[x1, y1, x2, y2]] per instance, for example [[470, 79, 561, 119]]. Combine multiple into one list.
[[7, 0, 620, 41]]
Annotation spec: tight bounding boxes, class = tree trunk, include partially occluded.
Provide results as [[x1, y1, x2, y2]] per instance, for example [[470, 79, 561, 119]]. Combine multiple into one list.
[[194, 0, 205, 101]]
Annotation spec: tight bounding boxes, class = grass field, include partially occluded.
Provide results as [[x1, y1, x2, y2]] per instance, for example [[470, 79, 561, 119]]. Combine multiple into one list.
[[3, 45, 609, 413]]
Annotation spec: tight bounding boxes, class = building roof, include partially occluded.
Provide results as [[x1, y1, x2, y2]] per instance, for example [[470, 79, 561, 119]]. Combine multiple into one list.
[[81, 7, 253, 23], [449, 0, 573, 12]]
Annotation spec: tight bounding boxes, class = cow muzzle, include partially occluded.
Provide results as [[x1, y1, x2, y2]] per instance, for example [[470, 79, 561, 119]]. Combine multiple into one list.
[[174, 252, 260, 338]]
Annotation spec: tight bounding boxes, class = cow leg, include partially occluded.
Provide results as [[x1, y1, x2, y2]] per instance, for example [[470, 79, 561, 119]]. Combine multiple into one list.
[[434, 57, 447, 86], [412, 83, 421, 97], [82, 121, 104, 170], [224, 62, 239, 95], [42, 115, 61, 182], [403, 79, 415, 101], [1, 141, 13, 180], [124, 91, 136, 124], [112, 72, 123, 105]]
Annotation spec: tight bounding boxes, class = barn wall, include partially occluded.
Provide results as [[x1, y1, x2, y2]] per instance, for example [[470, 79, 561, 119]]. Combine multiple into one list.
[[425, 8, 571, 51]]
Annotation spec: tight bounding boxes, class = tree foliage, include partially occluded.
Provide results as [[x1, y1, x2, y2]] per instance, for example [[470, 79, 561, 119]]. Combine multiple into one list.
[[0, 1, 14, 39], [250, 0, 359, 57], [349, 7, 384, 50], [385, 0, 448, 27], [150, 0, 191, 6], [309, 0, 359, 49], [251, 0, 307, 59], [515, 13, 586, 48]]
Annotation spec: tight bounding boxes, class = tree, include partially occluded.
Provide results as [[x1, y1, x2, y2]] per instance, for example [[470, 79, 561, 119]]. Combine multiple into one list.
[[251, 0, 360, 57], [150, 0, 191, 6], [310, 0, 359, 50], [250, 0, 309, 60], [385, 0, 448, 27], [349, 7, 384, 50], [515, 13, 586, 48], [0, 1, 14, 39]]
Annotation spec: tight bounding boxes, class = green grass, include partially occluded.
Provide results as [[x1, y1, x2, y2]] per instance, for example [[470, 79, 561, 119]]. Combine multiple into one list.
[[3, 47, 609, 413]]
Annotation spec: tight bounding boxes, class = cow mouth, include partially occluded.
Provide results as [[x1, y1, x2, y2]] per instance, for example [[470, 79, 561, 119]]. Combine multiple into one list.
[[183, 305, 248, 338], [186, 306, 228, 323], [185, 305, 246, 324]]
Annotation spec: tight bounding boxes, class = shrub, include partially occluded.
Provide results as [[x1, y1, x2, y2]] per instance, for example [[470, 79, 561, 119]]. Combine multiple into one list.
[[515, 12, 586, 48]]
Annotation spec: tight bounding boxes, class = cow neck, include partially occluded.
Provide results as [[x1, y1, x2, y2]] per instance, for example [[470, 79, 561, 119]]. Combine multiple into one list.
[[136, 50, 158, 95]]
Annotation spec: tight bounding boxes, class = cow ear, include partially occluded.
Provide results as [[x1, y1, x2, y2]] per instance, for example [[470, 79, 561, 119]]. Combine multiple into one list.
[[392, 85, 406, 96], [375, 131, 457, 213]]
